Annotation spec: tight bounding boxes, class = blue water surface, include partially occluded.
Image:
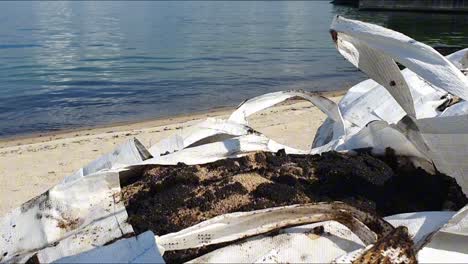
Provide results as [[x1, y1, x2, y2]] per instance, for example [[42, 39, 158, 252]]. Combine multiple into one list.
[[0, 1, 466, 137]]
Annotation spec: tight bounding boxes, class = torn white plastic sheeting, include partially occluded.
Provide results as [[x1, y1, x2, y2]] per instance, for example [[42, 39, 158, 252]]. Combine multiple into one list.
[[63, 138, 151, 184], [53, 231, 164, 264], [157, 203, 393, 252], [413, 114, 468, 194], [314, 63, 453, 151], [418, 205, 468, 262], [322, 17, 468, 193], [331, 16, 468, 102], [336, 48, 466, 130], [338, 70, 447, 129], [333, 211, 458, 263], [314, 20, 467, 151], [148, 118, 256, 157], [230, 91, 346, 145], [332, 23, 416, 117], [441, 101, 468, 117], [148, 90, 345, 159], [336, 120, 428, 158], [229, 91, 343, 126], [178, 209, 454, 264], [143, 134, 307, 166], [0, 171, 133, 263], [383, 211, 456, 250], [0, 101, 314, 263], [446, 48, 468, 70], [146, 91, 345, 162], [312, 75, 448, 157], [188, 221, 366, 263]]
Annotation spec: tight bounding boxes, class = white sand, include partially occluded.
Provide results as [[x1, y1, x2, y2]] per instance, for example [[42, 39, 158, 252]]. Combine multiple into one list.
[[0, 95, 342, 216]]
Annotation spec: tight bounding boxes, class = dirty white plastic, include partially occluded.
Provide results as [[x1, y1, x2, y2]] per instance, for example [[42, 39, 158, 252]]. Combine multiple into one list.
[[333, 211, 458, 263], [188, 221, 366, 263], [53, 231, 164, 264], [157, 203, 393, 252], [177, 210, 457, 263], [0, 171, 133, 263], [330, 16, 468, 101], [63, 138, 151, 184], [328, 16, 468, 194], [384, 211, 456, 250], [148, 91, 344, 159], [333, 23, 416, 117], [156, 203, 392, 263], [417, 205, 468, 262], [145, 134, 307, 166], [413, 115, 468, 194], [148, 118, 254, 157]]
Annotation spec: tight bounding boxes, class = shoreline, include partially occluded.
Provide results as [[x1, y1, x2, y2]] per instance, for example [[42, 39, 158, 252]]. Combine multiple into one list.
[[0, 90, 346, 148], [0, 104, 236, 149], [0, 92, 344, 216]]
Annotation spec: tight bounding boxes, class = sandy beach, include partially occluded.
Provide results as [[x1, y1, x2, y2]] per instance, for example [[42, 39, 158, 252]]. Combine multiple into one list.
[[0, 95, 342, 216]]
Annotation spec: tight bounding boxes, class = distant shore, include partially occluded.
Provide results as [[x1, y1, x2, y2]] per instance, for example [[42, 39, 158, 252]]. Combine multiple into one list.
[[332, 0, 468, 12], [0, 92, 345, 216]]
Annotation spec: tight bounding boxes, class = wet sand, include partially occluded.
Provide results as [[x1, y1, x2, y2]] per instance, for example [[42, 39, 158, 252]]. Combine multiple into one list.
[[0, 94, 343, 216]]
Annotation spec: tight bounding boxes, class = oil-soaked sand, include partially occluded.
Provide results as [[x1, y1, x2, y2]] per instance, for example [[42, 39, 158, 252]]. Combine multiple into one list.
[[121, 149, 467, 262]]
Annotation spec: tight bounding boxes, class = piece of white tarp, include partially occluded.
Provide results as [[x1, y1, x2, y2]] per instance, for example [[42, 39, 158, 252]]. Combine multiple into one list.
[[230, 91, 347, 145], [157, 203, 393, 252], [336, 47, 467, 130], [188, 221, 366, 263], [140, 90, 348, 166], [155, 203, 392, 263], [331, 16, 468, 102], [332, 24, 416, 117], [446, 48, 468, 70], [167, 210, 455, 263], [48, 209, 456, 263], [148, 118, 254, 157], [325, 16, 468, 262], [148, 91, 345, 158], [145, 91, 345, 163], [144, 134, 307, 166], [229, 91, 344, 127], [384, 211, 456, 250], [441, 101, 468, 117], [413, 115, 468, 194], [333, 211, 457, 263], [416, 205, 468, 262], [53, 231, 164, 264], [314, 19, 467, 154], [336, 120, 427, 158], [63, 138, 151, 184], [0, 171, 133, 263], [326, 16, 468, 194], [337, 70, 447, 129]]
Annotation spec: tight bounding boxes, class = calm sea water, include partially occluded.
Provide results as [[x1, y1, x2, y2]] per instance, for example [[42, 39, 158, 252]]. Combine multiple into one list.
[[0, 1, 466, 137]]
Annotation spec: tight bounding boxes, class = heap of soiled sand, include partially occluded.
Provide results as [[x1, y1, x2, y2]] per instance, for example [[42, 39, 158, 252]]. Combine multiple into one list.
[[0, 95, 342, 216], [121, 150, 466, 263]]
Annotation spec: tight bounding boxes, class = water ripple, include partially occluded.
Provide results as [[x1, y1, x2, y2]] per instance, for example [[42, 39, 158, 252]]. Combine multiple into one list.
[[0, 1, 465, 137]]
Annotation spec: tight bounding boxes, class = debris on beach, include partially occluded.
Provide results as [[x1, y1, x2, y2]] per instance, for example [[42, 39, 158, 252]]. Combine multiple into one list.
[[2, 16, 468, 263], [122, 150, 466, 262], [123, 150, 466, 236], [352, 226, 417, 264]]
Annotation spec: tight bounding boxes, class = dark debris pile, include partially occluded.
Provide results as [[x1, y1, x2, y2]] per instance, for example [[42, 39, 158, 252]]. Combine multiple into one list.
[[120, 149, 467, 262]]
